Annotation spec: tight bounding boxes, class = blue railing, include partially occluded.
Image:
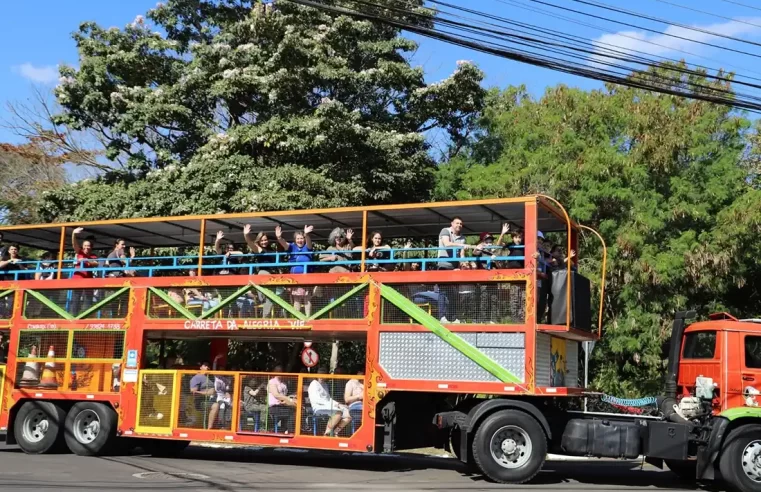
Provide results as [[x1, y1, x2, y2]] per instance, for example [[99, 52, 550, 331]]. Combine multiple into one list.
[[0, 246, 527, 280]]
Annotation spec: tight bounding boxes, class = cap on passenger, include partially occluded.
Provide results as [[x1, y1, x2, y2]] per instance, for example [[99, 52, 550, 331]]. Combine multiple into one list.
[[479, 232, 493, 242], [537, 231, 545, 239]]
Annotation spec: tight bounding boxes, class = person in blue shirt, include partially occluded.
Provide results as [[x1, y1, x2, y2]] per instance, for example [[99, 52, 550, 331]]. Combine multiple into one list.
[[276, 224, 314, 317]]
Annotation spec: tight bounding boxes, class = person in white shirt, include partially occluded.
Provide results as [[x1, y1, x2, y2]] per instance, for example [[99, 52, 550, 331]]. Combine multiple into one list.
[[308, 368, 351, 436]]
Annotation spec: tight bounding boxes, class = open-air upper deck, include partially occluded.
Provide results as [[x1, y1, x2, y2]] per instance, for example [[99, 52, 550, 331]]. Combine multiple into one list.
[[0, 196, 598, 340]]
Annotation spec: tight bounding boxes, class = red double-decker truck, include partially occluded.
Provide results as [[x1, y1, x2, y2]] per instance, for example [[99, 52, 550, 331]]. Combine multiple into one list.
[[1, 196, 760, 492]]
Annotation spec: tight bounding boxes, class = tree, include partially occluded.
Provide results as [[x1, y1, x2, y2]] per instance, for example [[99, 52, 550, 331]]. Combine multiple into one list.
[[439, 64, 760, 396], [2, 86, 111, 176], [0, 142, 67, 225], [40, 0, 484, 221]]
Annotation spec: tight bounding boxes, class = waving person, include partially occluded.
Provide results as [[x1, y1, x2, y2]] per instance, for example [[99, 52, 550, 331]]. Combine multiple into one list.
[[276, 225, 314, 317]]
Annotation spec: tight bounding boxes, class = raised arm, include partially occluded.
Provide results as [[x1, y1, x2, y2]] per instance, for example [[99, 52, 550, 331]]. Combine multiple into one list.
[[346, 229, 355, 249], [496, 223, 510, 247], [274, 225, 289, 251], [304, 225, 314, 248], [243, 224, 261, 253], [71, 227, 83, 253], [214, 231, 224, 255]]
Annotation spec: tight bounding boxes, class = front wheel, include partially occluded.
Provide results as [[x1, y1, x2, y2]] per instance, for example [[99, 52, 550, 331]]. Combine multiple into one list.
[[719, 426, 761, 492], [471, 409, 547, 484], [64, 402, 117, 456]]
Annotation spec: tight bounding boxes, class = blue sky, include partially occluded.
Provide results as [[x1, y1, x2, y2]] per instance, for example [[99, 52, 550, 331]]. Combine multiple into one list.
[[2, 0, 761, 147]]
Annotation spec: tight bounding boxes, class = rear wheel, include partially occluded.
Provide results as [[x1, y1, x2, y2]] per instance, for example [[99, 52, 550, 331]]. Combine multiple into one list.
[[719, 426, 761, 492], [471, 410, 546, 484], [64, 402, 117, 456], [14, 401, 66, 454]]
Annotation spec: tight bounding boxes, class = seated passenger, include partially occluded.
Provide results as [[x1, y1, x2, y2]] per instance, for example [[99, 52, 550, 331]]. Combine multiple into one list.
[[344, 371, 364, 410], [268, 365, 297, 434], [321, 227, 355, 273], [214, 231, 244, 275], [438, 217, 482, 270], [276, 225, 314, 317], [506, 230, 524, 268], [34, 252, 57, 281], [473, 232, 498, 270], [0, 244, 26, 280], [106, 238, 137, 277], [184, 270, 220, 311], [211, 372, 233, 429], [188, 361, 215, 427], [308, 367, 351, 436], [356, 231, 391, 272]]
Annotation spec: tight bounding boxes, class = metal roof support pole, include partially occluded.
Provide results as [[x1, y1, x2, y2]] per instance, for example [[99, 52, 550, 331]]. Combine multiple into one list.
[[197, 219, 206, 276], [360, 210, 368, 273], [56, 226, 66, 280]]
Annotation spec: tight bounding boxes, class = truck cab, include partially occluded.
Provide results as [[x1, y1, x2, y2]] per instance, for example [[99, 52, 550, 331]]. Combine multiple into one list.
[[679, 314, 761, 412]]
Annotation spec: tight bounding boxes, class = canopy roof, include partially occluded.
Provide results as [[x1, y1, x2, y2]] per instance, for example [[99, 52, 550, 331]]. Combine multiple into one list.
[[0, 197, 575, 251]]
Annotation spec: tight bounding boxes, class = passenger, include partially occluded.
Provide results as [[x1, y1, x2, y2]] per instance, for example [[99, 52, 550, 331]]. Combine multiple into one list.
[[276, 225, 314, 317], [268, 365, 297, 434], [214, 231, 244, 276], [188, 361, 215, 428], [34, 252, 57, 281], [106, 238, 137, 277], [0, 244, 26, 280], [344, 370, 364, 410], [184, 271, 219, 311], [243, 224, 281, 318], [308, 367, 351, 436], [506, 230, 524, 268], [211, 371, 233, 429], [437, 217, 482, 270], [472, 232, 499, 270], [320, 227, 355, 273], [550, 245, 576, 270], [357, 231, 391, 272]]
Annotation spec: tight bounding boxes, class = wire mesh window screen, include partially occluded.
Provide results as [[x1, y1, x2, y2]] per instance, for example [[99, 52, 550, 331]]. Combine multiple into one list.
[[15, 361, 65, 390], [0, 292, 15, 319], [24, 289, 129, 319], [70, 363, 121, 393], [236, 373, 300, 435], [301, 376, 363, 437], [381, 282, 526, 324], [138, 372, 175, 431], [71, 331, 125, 360], [177, 372, 234, 431], [17, 330, 69, 358]]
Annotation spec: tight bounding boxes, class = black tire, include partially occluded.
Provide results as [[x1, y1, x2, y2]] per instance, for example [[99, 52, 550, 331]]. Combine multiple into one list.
[[665, 459, 697, 481], [64, 402, 117, 456], [13, 401, 66, 454], [142, 439, 190, 457], [720, 426, 761, 492], [471, 409, 547, 484]]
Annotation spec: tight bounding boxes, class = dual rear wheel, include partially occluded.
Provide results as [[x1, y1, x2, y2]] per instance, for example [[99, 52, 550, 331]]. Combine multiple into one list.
[[13, 400, 188, 457]]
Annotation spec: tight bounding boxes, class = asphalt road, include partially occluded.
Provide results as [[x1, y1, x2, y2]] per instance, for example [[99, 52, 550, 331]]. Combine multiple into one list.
[[0, 442, 714, 492]]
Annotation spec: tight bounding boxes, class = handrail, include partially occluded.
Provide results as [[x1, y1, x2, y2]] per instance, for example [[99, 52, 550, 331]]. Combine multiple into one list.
[[0, 246, 528, 280], [579, 225, 607, 339], [536, 194, 573, 330]]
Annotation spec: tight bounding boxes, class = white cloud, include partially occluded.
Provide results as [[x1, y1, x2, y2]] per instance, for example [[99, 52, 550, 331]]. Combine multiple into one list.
[[11, 63, 59, 84], [590, 17, 761, 64]]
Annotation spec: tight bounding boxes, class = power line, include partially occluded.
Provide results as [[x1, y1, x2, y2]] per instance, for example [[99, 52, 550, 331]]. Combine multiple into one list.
[[566, 0, 761, 49], [284, 0, 761, 113], [523, 0, 761, 59], [720, 0, 761, 14], [429, 0, 761, 87], [493, 0, 761, 80], [654, 0, 761, 30]]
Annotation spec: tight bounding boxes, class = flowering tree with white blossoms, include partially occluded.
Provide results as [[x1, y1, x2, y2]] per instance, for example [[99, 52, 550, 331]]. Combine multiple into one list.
[[41, 0, 485, 220]]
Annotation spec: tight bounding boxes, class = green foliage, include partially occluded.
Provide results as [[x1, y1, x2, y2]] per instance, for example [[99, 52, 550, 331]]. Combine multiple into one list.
[[440, 64, 761, 396], [42, 0, 484, 221]]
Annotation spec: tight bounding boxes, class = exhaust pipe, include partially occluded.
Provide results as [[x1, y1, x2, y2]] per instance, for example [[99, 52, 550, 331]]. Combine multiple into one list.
[[660, 311, 696, 423]]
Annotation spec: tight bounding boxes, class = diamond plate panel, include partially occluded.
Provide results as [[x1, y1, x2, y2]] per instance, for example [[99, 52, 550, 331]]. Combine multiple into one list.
[[475, 333, 524, 349], [379, 332, 525, 383]]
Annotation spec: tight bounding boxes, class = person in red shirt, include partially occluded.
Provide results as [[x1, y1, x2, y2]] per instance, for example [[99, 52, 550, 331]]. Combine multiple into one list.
[[71, 227, 99, 315]]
